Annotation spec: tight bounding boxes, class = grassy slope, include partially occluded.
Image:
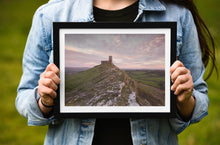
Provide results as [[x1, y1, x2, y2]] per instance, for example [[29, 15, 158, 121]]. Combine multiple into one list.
[[65, 64, 137, 106], [125, 70, 165, 105], [0, 0, 219, 144]]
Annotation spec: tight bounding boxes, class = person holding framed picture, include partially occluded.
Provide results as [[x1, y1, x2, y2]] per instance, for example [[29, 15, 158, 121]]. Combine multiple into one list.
[[16, 0, 217, 145]]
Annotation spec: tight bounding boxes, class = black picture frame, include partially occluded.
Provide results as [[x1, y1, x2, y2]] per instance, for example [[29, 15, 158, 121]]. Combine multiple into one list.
[[53, 22, 176, 118]]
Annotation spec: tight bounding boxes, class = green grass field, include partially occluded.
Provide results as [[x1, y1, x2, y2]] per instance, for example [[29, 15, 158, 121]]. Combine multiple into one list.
[[0, 0, 219, 144], [125, 70, 165, 89]]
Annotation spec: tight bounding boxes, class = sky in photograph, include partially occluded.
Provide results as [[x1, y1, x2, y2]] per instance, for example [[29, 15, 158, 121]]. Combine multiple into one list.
[[65, 34, 165, 70]]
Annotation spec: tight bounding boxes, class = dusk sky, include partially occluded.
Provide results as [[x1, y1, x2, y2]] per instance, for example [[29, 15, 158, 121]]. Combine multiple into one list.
[[65, 34, 165, 69]]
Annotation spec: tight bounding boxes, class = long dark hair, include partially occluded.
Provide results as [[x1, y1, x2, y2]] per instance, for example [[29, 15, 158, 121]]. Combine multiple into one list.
[[162, 0, 218, 80]]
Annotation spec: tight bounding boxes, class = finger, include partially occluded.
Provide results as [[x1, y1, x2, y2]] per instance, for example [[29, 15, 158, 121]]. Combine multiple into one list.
[[170, 60, 184, 75], [38, 84, 57, 99], [46, 63, 59, 75], [171, 74, 188, 91], [174, 80, 193, 95], [44, 71, 60, 85], [40, 71, 46, 79], [40, 78, 58, 91], [171, 67, 189, 83]]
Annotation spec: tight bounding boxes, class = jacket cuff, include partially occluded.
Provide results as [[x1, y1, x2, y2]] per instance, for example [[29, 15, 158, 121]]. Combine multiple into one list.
[[190, 89, 209, 123], [169, 89, 208, 134], [27, 87, 55, 126]]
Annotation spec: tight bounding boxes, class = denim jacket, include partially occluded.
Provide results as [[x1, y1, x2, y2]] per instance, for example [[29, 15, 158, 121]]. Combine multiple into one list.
[[16, 0, 209, 145]]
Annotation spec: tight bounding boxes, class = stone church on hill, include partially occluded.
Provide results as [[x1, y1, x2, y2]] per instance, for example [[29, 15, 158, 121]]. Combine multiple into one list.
[[101, 56, 112, 65]]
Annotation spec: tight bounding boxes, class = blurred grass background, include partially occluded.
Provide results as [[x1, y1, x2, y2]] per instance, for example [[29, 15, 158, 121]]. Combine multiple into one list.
[[0, 0, 219, 145]]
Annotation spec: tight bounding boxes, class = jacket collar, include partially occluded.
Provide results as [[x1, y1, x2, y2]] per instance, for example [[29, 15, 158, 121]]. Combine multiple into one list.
[[139, 0, 166, 11]]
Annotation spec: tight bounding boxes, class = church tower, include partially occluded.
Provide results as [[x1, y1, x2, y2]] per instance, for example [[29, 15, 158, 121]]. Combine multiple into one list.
[[109, 56, 112, 63]]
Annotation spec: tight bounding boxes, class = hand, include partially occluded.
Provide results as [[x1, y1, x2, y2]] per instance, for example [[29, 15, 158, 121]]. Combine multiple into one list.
[[38, 63, 60, 114], [170, 60, 195, 121]]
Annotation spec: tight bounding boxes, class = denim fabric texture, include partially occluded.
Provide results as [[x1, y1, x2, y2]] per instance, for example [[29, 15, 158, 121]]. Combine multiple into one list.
[[16, 0, 209, 145]]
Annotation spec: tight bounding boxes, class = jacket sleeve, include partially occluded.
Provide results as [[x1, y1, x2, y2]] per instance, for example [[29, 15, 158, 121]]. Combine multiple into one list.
[[169, 8, 209, 134], [16, 8, 55, 126]]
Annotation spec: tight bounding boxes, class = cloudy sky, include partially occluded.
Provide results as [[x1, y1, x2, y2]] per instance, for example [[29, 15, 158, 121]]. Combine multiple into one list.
[[65, 34, 165, 70]]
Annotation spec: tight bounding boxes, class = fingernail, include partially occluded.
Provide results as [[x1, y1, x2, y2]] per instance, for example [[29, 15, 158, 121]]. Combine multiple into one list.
[[171, 85, 174, 90], [174, 91, 177, 95]]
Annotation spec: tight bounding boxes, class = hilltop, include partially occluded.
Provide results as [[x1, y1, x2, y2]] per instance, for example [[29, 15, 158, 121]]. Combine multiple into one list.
[[65, 63, 164, 106]]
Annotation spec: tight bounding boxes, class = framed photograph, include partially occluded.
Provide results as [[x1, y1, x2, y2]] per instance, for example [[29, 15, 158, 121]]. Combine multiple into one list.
[[53, 22, 176, 118]]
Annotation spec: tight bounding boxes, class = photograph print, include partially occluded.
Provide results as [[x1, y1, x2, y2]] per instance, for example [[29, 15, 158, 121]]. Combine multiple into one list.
[[65, 34, 165, 106]]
